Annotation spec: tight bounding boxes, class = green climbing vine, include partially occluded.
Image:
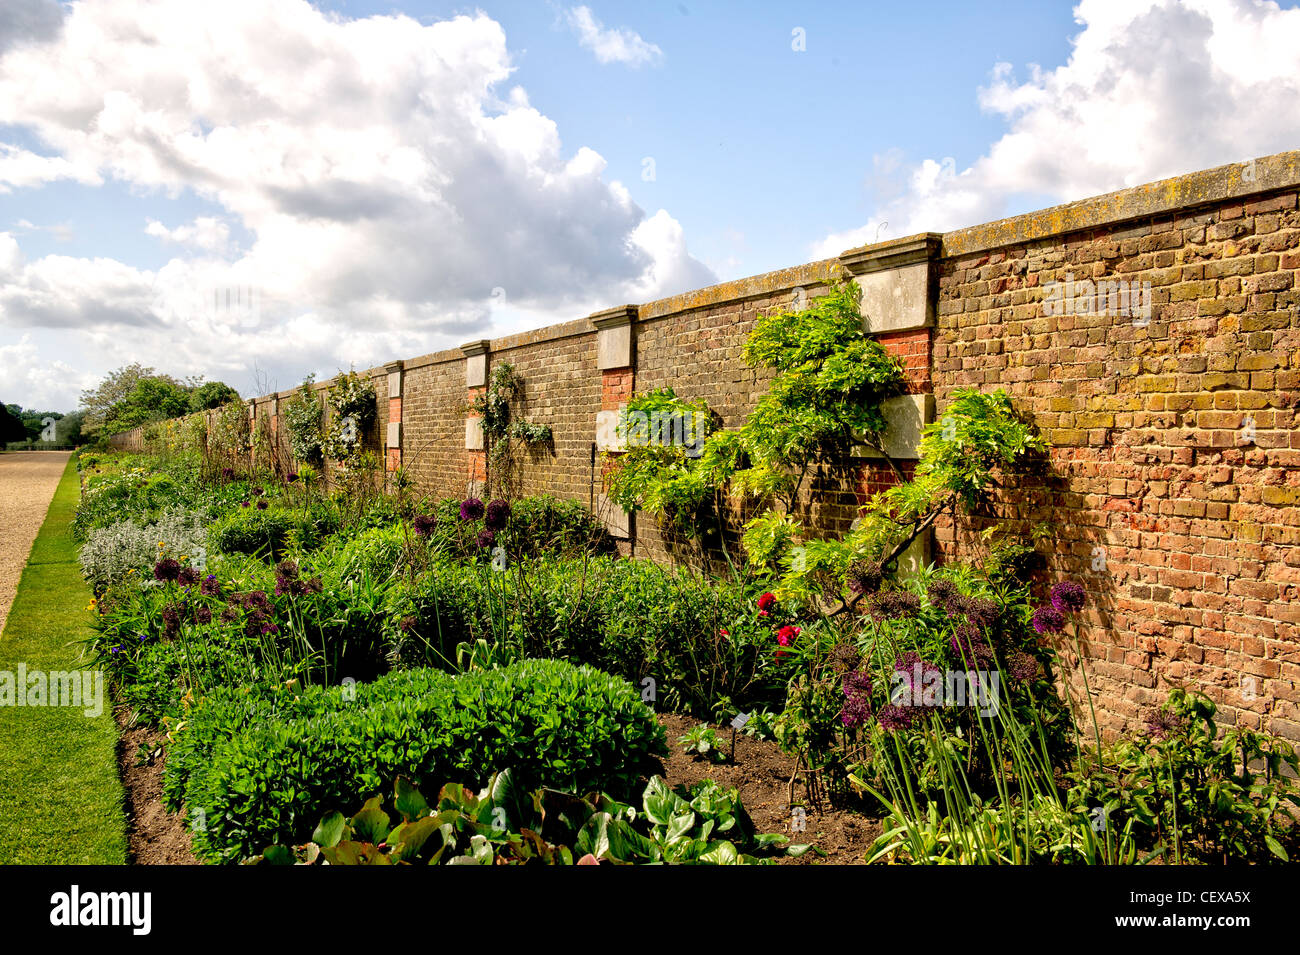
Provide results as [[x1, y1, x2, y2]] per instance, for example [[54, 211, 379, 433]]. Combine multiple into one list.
[[283, 375, 324, 464], [471, 362, 552, 493], [602, 278, 1048, 606], [322, 370, 377, 464]]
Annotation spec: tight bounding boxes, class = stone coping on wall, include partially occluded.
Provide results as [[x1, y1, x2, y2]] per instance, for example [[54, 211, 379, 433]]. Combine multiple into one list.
[[939, 148, 1300, 259], [227, 147, 1300, 407]]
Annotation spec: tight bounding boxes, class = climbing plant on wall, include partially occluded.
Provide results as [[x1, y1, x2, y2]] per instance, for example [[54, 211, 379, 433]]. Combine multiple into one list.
[[472, 362, 552, 496], [604, 281, 907, 537], [322, 370, 377, 464], [603, 279, 1047, 605], [283, 375, 324, 464]]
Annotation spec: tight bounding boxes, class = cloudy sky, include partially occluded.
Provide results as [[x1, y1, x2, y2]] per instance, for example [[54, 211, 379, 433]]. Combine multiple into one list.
[[2, 0, 1300, 411]]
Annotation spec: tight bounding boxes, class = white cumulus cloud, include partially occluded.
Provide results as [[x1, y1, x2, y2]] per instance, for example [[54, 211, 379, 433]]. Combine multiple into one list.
[[816, 0, 1300, 257], [0, 0, 709, 408], [565, 6, 664, 67]]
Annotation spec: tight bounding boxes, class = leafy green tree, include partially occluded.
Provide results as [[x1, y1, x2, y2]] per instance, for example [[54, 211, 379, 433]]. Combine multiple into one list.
[[100, 377, 193, 435], [55, 411, 86, 446], [0, 404, 27, 444], [190, 381, 240, 412], [80, 364, 184, 435]]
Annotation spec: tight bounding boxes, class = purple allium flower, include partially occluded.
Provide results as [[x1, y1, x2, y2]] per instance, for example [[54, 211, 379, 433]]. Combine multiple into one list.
[[251, 487, 264, 497], [275, 560, 299, 580], [242, 590, 271, 612], [484, 499, 511, 531], [1008, 651, 1039, 683], [1050, 580, 1086, 614], [840, 692, 872, 729], [476, 527, 497, 549], [962, 596, 1002, 630], [243, 610, 268, 638], [460, 497, 485, 522], [241, 500, 251, 508], [286, 473, 299, 483], [412, 513, 436, 537], [153, 558, 181, 582], [195, 606, 213, 624], [876, 703, 916, 732], [1031, 605, 1066, 635], [177, 566, 200, 587], [950, 624, 994, 664], [1146, 709, 1188, 741], [869, 589, 921, 621], [894, 650, 941, 682], [220, 606, 240, 623], [840, 667, 874, 728], [846, 560, 883, 596], [200, 574, 221, 597], [221, 467, 234, 480], [161, 606, 180, 638], [399, 615, 418, 633], [256, 500, 268, 510], [261, 622, 280, 636], [926, 578, 960, 609]]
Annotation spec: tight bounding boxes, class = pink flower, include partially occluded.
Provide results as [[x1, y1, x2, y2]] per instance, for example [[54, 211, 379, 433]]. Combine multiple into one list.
[[757, 592, 776, 612], [777, 625, 798, 646]]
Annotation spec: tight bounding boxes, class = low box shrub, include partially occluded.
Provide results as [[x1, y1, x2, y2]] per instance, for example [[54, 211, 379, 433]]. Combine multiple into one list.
[[164, 658, 667, 862], [209, 506, 296, 559]]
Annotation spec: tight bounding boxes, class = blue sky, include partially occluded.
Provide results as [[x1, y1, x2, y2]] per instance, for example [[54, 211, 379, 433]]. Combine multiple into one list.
[[2, 0, 1299, 410]]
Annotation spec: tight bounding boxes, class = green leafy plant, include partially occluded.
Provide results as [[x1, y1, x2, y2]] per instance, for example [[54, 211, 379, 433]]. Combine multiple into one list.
[[322, 370, 376, 462], [678, 724, 729, 763], [251, 773, 801, 865], [164, 659, 667, 862], [1067, 689, 1300, 864], [282, 376, 324, 464]]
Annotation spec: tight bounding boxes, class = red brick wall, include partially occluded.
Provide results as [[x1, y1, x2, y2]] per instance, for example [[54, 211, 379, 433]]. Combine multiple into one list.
[[933, 186, 1300, 742], [110, 154, 1300, 743]]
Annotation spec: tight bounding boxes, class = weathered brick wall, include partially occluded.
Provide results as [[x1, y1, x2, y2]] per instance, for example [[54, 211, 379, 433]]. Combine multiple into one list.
[[934, 178, 1300, 743], [108, 150, 1300, 742]]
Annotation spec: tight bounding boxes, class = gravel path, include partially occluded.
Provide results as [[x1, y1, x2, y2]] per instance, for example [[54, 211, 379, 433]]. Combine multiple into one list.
[[0, 452, 73, 635]]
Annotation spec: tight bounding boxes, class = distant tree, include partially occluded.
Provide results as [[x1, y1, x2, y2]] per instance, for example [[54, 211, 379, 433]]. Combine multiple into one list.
[[80, 364, 185, 436], [7, 407, 63, 442], [190, 381, 240, 412], [100, 378, 193, 435], [55, 411, 86, 446], [0, 405, 27, 444]]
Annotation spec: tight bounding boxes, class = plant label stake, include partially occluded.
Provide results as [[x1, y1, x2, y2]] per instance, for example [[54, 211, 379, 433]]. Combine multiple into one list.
[[730, 711, 749, 763]]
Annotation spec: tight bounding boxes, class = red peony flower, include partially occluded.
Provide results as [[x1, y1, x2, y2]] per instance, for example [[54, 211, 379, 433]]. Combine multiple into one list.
[[776, 625, 798, 646], [757, 592, 776, 612]]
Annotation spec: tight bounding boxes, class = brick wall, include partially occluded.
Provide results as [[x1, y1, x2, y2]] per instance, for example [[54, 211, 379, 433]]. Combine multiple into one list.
[[109, 150, 1300, 742], [933, 171, 1300, 742]]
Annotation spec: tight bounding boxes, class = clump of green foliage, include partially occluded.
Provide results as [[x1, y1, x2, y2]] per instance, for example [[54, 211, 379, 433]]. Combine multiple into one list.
[[282, 376, 324, 464], [322, 371, 376, 462], [250, 773, 802, 866]]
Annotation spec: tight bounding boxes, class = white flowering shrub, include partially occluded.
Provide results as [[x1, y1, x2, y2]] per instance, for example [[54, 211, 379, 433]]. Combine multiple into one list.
[[79, 506, 211, 591]]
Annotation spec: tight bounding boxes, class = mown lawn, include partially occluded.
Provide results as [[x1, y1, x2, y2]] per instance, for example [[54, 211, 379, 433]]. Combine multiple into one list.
[[0, 457, 126, 863]]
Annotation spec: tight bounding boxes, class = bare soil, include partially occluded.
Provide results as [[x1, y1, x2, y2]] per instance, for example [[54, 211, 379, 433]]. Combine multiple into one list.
[[115, 706, 199, 865], [656, 712, 881, 864], [0, 451, 72, 634]]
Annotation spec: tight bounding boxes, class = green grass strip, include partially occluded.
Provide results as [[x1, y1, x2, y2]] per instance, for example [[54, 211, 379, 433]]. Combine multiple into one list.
[[0, 456, 126, 863]]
